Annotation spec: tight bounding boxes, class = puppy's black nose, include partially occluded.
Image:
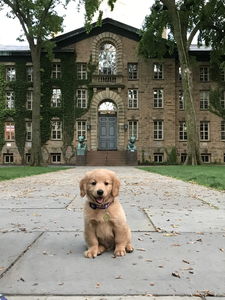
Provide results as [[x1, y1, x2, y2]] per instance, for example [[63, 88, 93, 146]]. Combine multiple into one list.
[[97, 189, 104, 196]]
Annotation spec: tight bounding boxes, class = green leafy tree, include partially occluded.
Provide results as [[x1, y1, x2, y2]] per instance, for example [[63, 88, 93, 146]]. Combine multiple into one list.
[[0, 0, 116, 166], [198, 0, 225, 120], [137, 0, 208, 165]]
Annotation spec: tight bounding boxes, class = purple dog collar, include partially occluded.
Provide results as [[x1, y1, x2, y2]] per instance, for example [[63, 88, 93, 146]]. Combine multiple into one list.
[[90, 199, 114, 210]]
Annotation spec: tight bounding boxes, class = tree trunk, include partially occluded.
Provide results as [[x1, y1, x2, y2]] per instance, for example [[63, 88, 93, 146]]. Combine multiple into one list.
[[29, 46, 45, 166]]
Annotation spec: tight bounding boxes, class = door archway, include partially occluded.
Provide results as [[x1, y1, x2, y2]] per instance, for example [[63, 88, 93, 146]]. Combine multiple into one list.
[[89, 90, 125, 150]]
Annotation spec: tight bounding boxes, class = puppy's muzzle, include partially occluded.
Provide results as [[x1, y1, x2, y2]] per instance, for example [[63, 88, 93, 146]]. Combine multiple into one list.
[[96, 189, 104, 204]]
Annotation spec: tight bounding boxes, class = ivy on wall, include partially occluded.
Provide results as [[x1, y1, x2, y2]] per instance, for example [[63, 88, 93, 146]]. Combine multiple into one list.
[[0, 52, 96, 164]]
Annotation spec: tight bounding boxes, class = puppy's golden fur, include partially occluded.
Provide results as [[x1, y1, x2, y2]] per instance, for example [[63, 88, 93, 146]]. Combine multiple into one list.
[[79, 169, 133, 258]]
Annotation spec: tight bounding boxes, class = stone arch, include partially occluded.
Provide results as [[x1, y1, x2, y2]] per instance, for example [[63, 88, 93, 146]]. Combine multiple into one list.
[[90, 90, 125, 150], [92, 32, 123, 74]]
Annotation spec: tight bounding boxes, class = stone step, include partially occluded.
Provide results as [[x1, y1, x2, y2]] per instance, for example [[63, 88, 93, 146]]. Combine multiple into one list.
[[86, 151, 127, 166]]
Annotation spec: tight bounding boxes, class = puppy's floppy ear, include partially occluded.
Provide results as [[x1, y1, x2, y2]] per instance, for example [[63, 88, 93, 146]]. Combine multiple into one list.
[[110, 171, 120, 197], [79, 173, 89, 197]]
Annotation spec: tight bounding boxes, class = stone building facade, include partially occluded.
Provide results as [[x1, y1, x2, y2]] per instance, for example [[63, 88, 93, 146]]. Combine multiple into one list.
[[0, 18, 224, 165]]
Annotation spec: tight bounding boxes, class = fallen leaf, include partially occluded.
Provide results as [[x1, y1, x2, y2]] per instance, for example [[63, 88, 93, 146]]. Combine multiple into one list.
[[182, 267, 193, 270], [172, 272, 180, 278], [95, 282, 101, 288], [145, 259, 152, 262], [182, 260, 190, 264], [137, 248, 146, 251], [159, 265, 164, 268], [172, 225, 179, 228], [20, 277, 25, 282], [132, 263, 137, 265], [58, 282, 64, 286], [33, 283, 38, 286], [196, 238, 202, 242], [150, 282, 154, 286], [115, 275, 122, 279], [138, 238, 144, 241], [171, 244, 180, 247], [0, 267, 4, 271], [164, 233, 174, 237], [197, 232, 204, 235], [219, 248, 224, 252]]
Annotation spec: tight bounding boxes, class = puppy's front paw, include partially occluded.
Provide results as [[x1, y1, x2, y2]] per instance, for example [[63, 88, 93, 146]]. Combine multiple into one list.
[[84, 249, 97, 258], [126, 244, 134, 253], [114, 248, 126, 256]]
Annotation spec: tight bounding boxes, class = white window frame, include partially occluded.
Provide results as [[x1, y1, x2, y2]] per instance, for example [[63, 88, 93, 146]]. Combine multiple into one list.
[[200, 121, 209, 141], [6, 91, 15, 109], [27, 67, 33, 82], [128, 121, 138, 139], [6, 67, 15, 81], [201, 154, 211, 163], [26, 91, 33, 110], [52, 63, 61, 79], [52, 89, 61, 107], [51, 153, 61, 163], [51, 120, 62, 140], [4, 154, 14, 163], [179, 122, 187, 140], [179, 91, 185, 110], [77, 64, 87, 80], [5, 122, 15, 140], [153, 89, 163, 108], [200, 91, 209, 110], [153, 63, 163, 79], [200, 66, 209, 82], [221, 121, 225, 140], [26, 122, 32, 141], [128, 89, 138, 108], [154, 153, 163, 162], [77, 89, 87, 108], [99, 43, 116, 75], [77, 121, 87, 140], [128, 63, 138, 80], [154, 120, 163, 140]]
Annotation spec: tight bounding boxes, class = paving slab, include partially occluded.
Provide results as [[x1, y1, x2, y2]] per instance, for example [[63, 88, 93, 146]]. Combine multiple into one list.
[[0, 232, 41, 276], [5, 297, 212, 300], [0, 207, 153, 233], [0, 232, 224, 296]]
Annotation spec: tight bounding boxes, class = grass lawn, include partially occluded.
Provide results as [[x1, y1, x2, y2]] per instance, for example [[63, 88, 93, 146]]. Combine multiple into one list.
[[137, 165, 225, 191], [0, 166, 73, 182]]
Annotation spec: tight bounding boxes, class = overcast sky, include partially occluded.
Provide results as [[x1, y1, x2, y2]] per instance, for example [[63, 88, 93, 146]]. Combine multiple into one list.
[[0, 0, 153, 46]]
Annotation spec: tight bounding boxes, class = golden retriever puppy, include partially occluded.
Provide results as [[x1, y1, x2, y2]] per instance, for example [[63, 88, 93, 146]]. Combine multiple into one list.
[[79, 169, 133, 258]]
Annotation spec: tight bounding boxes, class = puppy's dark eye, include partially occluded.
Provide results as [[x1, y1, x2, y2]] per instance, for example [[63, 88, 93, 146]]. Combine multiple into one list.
[[92, 182, 96, 185], [105, 182, 109, 186]]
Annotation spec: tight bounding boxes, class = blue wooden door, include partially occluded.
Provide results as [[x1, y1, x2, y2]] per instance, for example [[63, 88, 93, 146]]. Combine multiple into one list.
[[98, 114, 117, 150]]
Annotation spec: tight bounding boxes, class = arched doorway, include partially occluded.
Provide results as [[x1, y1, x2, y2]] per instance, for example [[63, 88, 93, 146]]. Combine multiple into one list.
[[98, 101, 117, 150]]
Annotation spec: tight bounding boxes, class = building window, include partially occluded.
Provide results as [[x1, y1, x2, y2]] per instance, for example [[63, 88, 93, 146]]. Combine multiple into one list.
[[77, 64, 87, 80], [178, 66, 182, 81], [154, 63, 163, 79], [179, 122, 187, 140], [26, 122, 32, 141], [129, 121, 138, 139], [221, 91, 225, 108], [154, 121, 163, 140], [181, 153, 187, 163], [153, 89, 163, 108], [77, 121, 87, 140], [221, 69, 225, 82], [221, 121, 225, 140], [6, 91, 15, 109], [200, 91, 209, 110], [26, 154, 31, 163], [27, 67, 33, 82], [51, 153, 61, 163], [154, 153, 163, 162], [201, 154, 211, 163], [51, 121, 62, 140], [6, 67, 15, 81], [128, 63, 138, 80], [179, 91, 185, 110], [77, 89, 87, 108], [52, 63, 61, 78], [52, 89, 61, 107], [200, 66, 209, 82], [200, 122, 209, 141], [27, 91, 33, 110], [5, 122, 15, 140], [128, 89, 138, 108], [224, 153, 225, 163], [4, 154, 13, 163], [99, 43, 116, 75]]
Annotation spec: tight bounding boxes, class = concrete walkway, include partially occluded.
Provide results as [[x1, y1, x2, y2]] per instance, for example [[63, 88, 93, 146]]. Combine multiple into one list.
[[0, 166, 224, 299]]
